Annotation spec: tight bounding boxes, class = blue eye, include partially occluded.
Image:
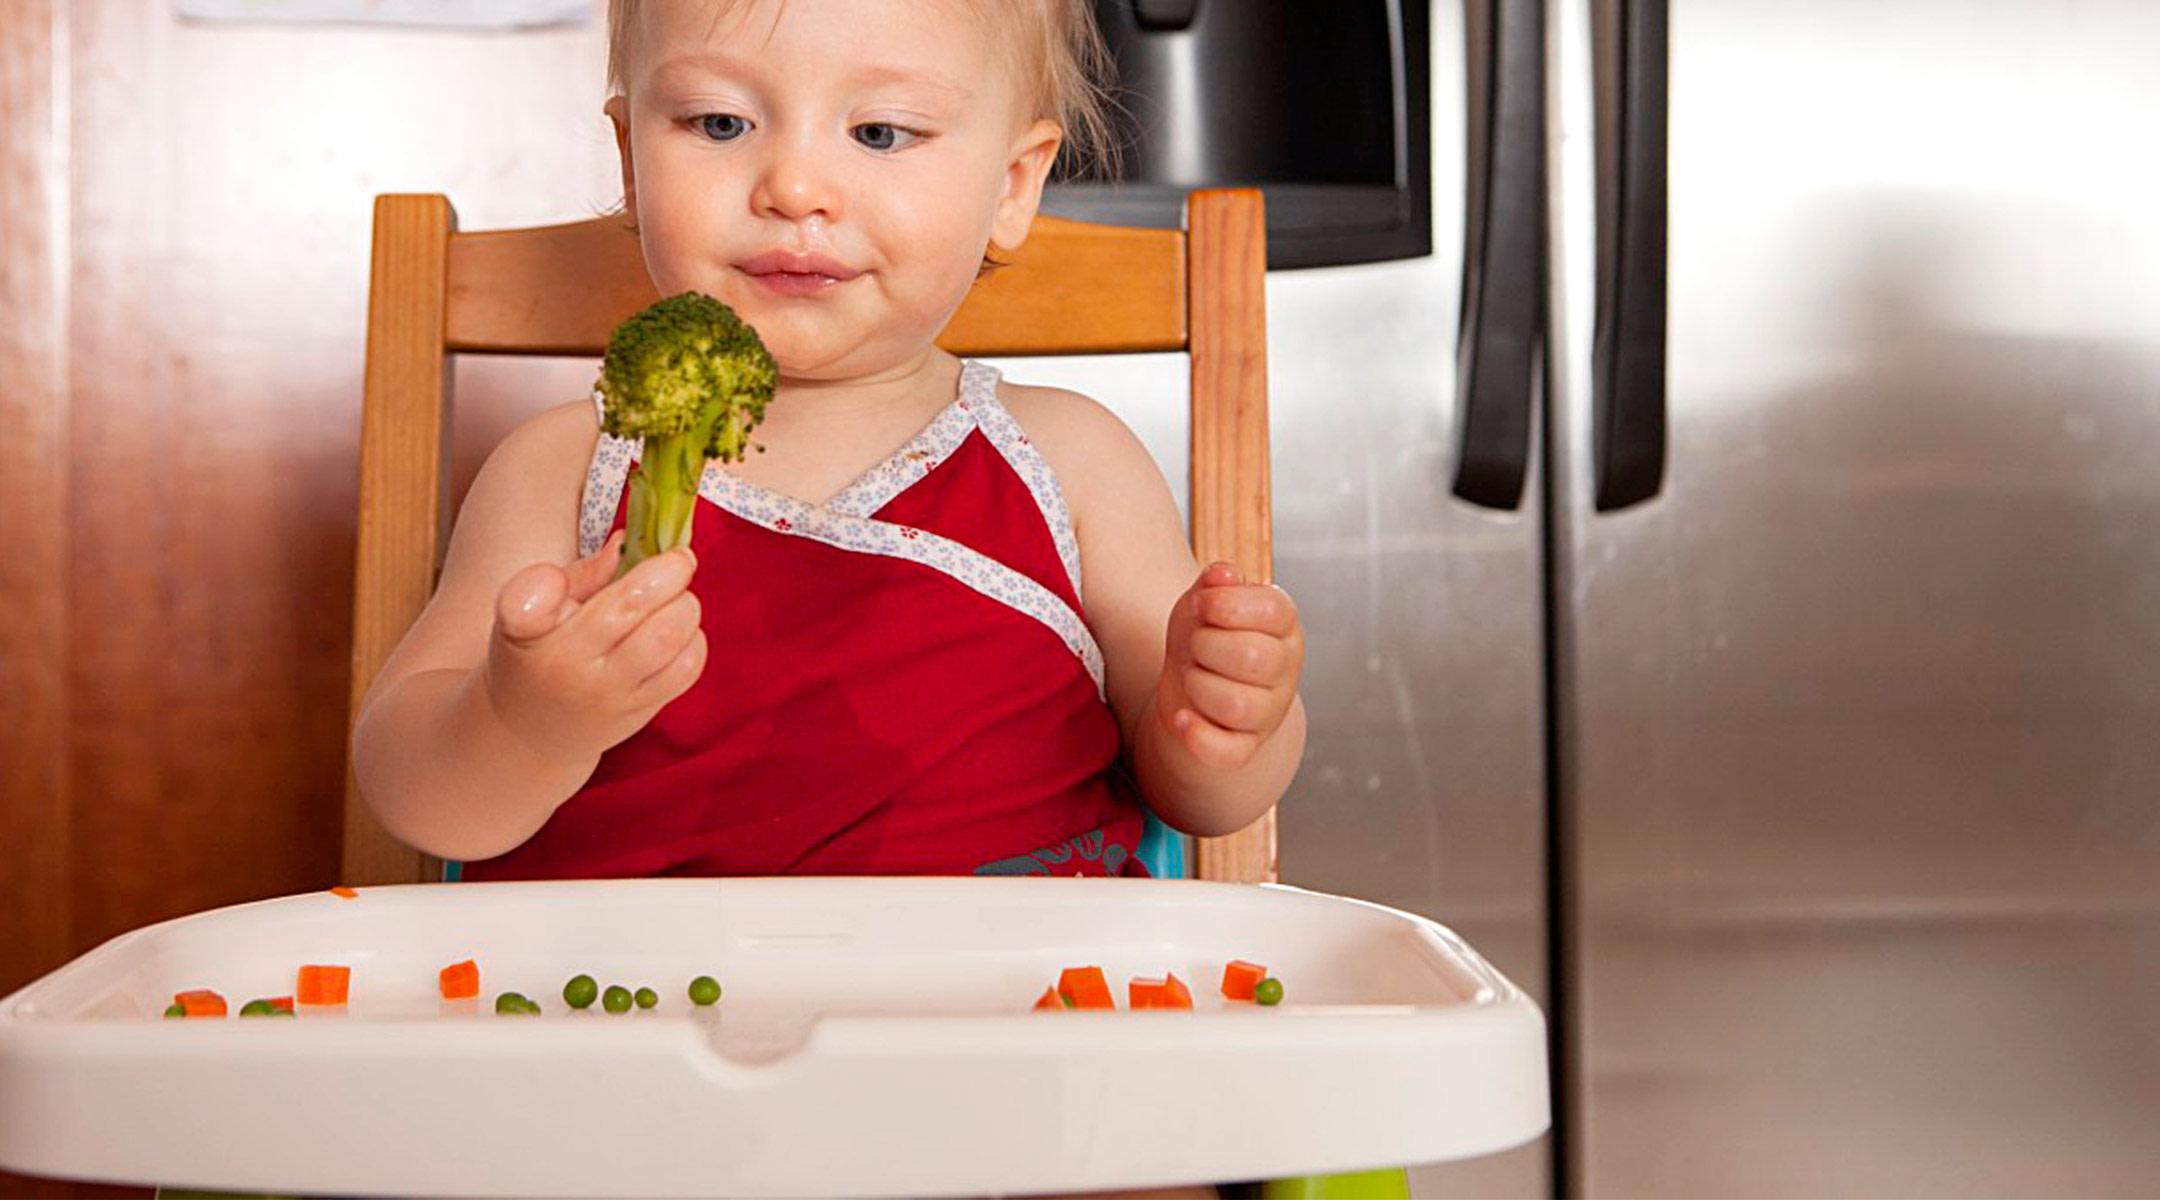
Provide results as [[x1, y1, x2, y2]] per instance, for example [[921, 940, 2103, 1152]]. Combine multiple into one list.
[[695, 113, 749, 142], [853, 122, 919, 152]]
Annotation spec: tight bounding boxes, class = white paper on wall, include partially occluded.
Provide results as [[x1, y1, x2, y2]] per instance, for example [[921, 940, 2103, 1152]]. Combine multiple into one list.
[[174, 0, 592, 30]]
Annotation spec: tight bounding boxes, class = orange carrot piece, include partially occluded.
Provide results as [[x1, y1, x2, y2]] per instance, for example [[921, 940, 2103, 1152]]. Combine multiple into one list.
[[439, 959, 480, 1000], [1032, 986, 1065, 1011], [1058, 966, 1116, 1010], [1162, 972, 1194, 1010], [296, 964, 350, 1006], [1221, 960, 1268, 1002], [1128, 977, 1169, 1010], [328, 886, 358, 899], [266, 996, 295, 1013], [174, 989, 227, 1017]]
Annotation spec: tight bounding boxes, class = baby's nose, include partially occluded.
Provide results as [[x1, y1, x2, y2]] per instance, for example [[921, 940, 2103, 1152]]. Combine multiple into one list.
[[751, 137, 842, 223]]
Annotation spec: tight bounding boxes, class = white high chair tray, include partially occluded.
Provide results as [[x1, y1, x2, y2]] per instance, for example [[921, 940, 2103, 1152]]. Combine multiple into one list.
[[0, 877, 1547, 1198]]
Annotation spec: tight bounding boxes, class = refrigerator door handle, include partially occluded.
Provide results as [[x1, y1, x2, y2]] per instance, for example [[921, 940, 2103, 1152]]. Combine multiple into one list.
[[1453, 0, 1545, 511], [1591, 0, 1670, 511]]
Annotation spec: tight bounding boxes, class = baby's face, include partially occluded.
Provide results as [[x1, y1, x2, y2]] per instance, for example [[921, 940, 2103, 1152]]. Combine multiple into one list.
[[610, 0, 1059, 382]]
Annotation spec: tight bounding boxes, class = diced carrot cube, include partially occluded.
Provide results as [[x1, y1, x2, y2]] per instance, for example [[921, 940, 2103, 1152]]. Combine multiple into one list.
[[1221, 960, 1268, 1002], [296, 964, 350, 1006], [1032, 986, 1065, 1011], [1058, 966, 1115, 1010], [439, 959, 480, 1000], [1128, 977, 1168, 1009], [174, 989, 227, 1017], [328, 886, 358, 899], [1162, 972, 1194, 1010]]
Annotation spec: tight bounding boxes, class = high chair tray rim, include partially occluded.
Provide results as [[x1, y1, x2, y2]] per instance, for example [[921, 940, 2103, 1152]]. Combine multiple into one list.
[[0, 876, 1549, 1198]]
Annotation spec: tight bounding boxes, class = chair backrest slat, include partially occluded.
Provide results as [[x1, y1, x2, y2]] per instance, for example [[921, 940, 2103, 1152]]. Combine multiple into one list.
[[349, 193, 456, 888], [1184, 191, 1277, 887], [941, 216, 1187, 356], [440, 213, 1191, 359], [446, 217, 654, 355]]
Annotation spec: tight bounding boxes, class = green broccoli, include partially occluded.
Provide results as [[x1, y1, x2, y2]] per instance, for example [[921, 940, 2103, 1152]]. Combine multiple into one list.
[[596, 292, 777, 573]]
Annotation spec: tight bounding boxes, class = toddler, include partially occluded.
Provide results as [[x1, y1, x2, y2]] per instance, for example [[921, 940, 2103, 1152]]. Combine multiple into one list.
[[352, 0, 1306, 888]]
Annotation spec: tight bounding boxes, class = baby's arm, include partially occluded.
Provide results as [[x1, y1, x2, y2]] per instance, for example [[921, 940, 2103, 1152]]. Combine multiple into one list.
[[1007, 385, 1307, 838], [349, 401, 706, 862]]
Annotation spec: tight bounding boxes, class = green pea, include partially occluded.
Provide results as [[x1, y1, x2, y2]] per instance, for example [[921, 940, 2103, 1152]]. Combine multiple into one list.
[[239, 999, 275, 1018], [634, 986, 659, 1010], [1254, 977, 1284, 1006], [602, 985, 633, 1014], [164, 1003, 187, 1019], [495, 991, 531, 1015], [687, 975, 722, 1006], [563, 974, 598, 1009]]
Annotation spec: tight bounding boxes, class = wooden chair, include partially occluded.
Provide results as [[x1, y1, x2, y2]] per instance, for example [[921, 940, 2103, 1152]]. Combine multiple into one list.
[[347, 189, 1278, 889]]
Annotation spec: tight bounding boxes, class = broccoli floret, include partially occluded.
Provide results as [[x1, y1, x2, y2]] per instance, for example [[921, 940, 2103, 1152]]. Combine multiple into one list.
[[596, 292, 776, 571]]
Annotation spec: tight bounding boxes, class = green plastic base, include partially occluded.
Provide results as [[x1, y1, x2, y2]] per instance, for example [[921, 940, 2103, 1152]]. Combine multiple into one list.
[[1254, 1167, 1414, 1200]]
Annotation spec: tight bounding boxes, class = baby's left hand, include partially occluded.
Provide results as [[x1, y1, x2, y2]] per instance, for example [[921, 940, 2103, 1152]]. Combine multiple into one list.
[[1156, 562, 1306, 770]]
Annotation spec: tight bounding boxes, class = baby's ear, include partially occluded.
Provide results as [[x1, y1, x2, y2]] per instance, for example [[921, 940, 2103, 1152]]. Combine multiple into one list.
[[605, 96, 638, 224], [991, 119, 1063, 253]]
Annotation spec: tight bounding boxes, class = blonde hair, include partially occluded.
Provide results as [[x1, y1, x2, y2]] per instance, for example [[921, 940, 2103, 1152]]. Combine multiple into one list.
[[606, 0, 1120, 179]]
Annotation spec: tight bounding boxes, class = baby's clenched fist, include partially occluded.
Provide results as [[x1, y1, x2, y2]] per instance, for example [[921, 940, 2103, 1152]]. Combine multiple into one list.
[[1155, 562, 1306, 771]]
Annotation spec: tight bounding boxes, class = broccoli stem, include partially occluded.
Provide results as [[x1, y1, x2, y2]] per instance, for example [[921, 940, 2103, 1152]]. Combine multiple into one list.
[[620, 402, 731, 574]]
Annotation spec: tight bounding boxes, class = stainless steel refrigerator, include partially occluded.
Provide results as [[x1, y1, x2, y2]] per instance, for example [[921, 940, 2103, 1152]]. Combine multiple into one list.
[[1007, 1, 2160, 1194]]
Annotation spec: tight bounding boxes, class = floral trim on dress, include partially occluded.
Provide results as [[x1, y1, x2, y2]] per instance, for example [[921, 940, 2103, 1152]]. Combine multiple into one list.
[[579, 392, 636, 558], [820, 364, 984, 519], [963, 366, 1087, 607], [574, 366, 1105, 695]]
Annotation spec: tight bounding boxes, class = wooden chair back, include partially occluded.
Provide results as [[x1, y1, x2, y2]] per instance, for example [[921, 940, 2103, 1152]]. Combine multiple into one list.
[[350, 190, 1274, 887]]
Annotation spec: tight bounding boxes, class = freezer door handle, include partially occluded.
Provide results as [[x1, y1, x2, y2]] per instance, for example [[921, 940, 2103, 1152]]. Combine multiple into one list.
[[1592, 0, 1670, 511], [1452, 0, 1545, 511], [1128, 0, 1200, 32]]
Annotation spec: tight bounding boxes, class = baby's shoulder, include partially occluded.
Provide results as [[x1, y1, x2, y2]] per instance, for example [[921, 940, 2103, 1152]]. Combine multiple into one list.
[[460, 398, 600, 522], [505, 396, 602, 457], [991, 378, 1168, 519], [482, 398, 600, 478], [993, 379, 1151, 471]]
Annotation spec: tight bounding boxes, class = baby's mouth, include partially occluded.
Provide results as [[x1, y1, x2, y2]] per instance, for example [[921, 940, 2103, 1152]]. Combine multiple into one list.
[[738, 251, 861, 297]]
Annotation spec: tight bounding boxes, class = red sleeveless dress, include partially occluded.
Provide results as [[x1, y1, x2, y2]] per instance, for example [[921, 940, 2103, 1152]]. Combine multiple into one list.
[[461, 362, 1149, 880]]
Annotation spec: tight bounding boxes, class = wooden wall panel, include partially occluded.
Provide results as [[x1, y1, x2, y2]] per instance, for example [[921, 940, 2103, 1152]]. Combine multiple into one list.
[[64, 0, 198, 966], [0, 0, 69, 996], [0, 6, 99, 1197], [0, 3, 619, 1194]]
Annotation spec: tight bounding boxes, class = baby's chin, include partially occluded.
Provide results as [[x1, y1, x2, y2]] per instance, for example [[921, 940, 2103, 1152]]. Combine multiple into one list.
[[762, 330, 953, 388]]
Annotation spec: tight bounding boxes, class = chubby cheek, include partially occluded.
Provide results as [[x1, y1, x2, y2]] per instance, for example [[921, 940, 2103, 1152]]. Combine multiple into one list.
[[632, 205, 719, 300], [878, 193, 1000, 319]]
